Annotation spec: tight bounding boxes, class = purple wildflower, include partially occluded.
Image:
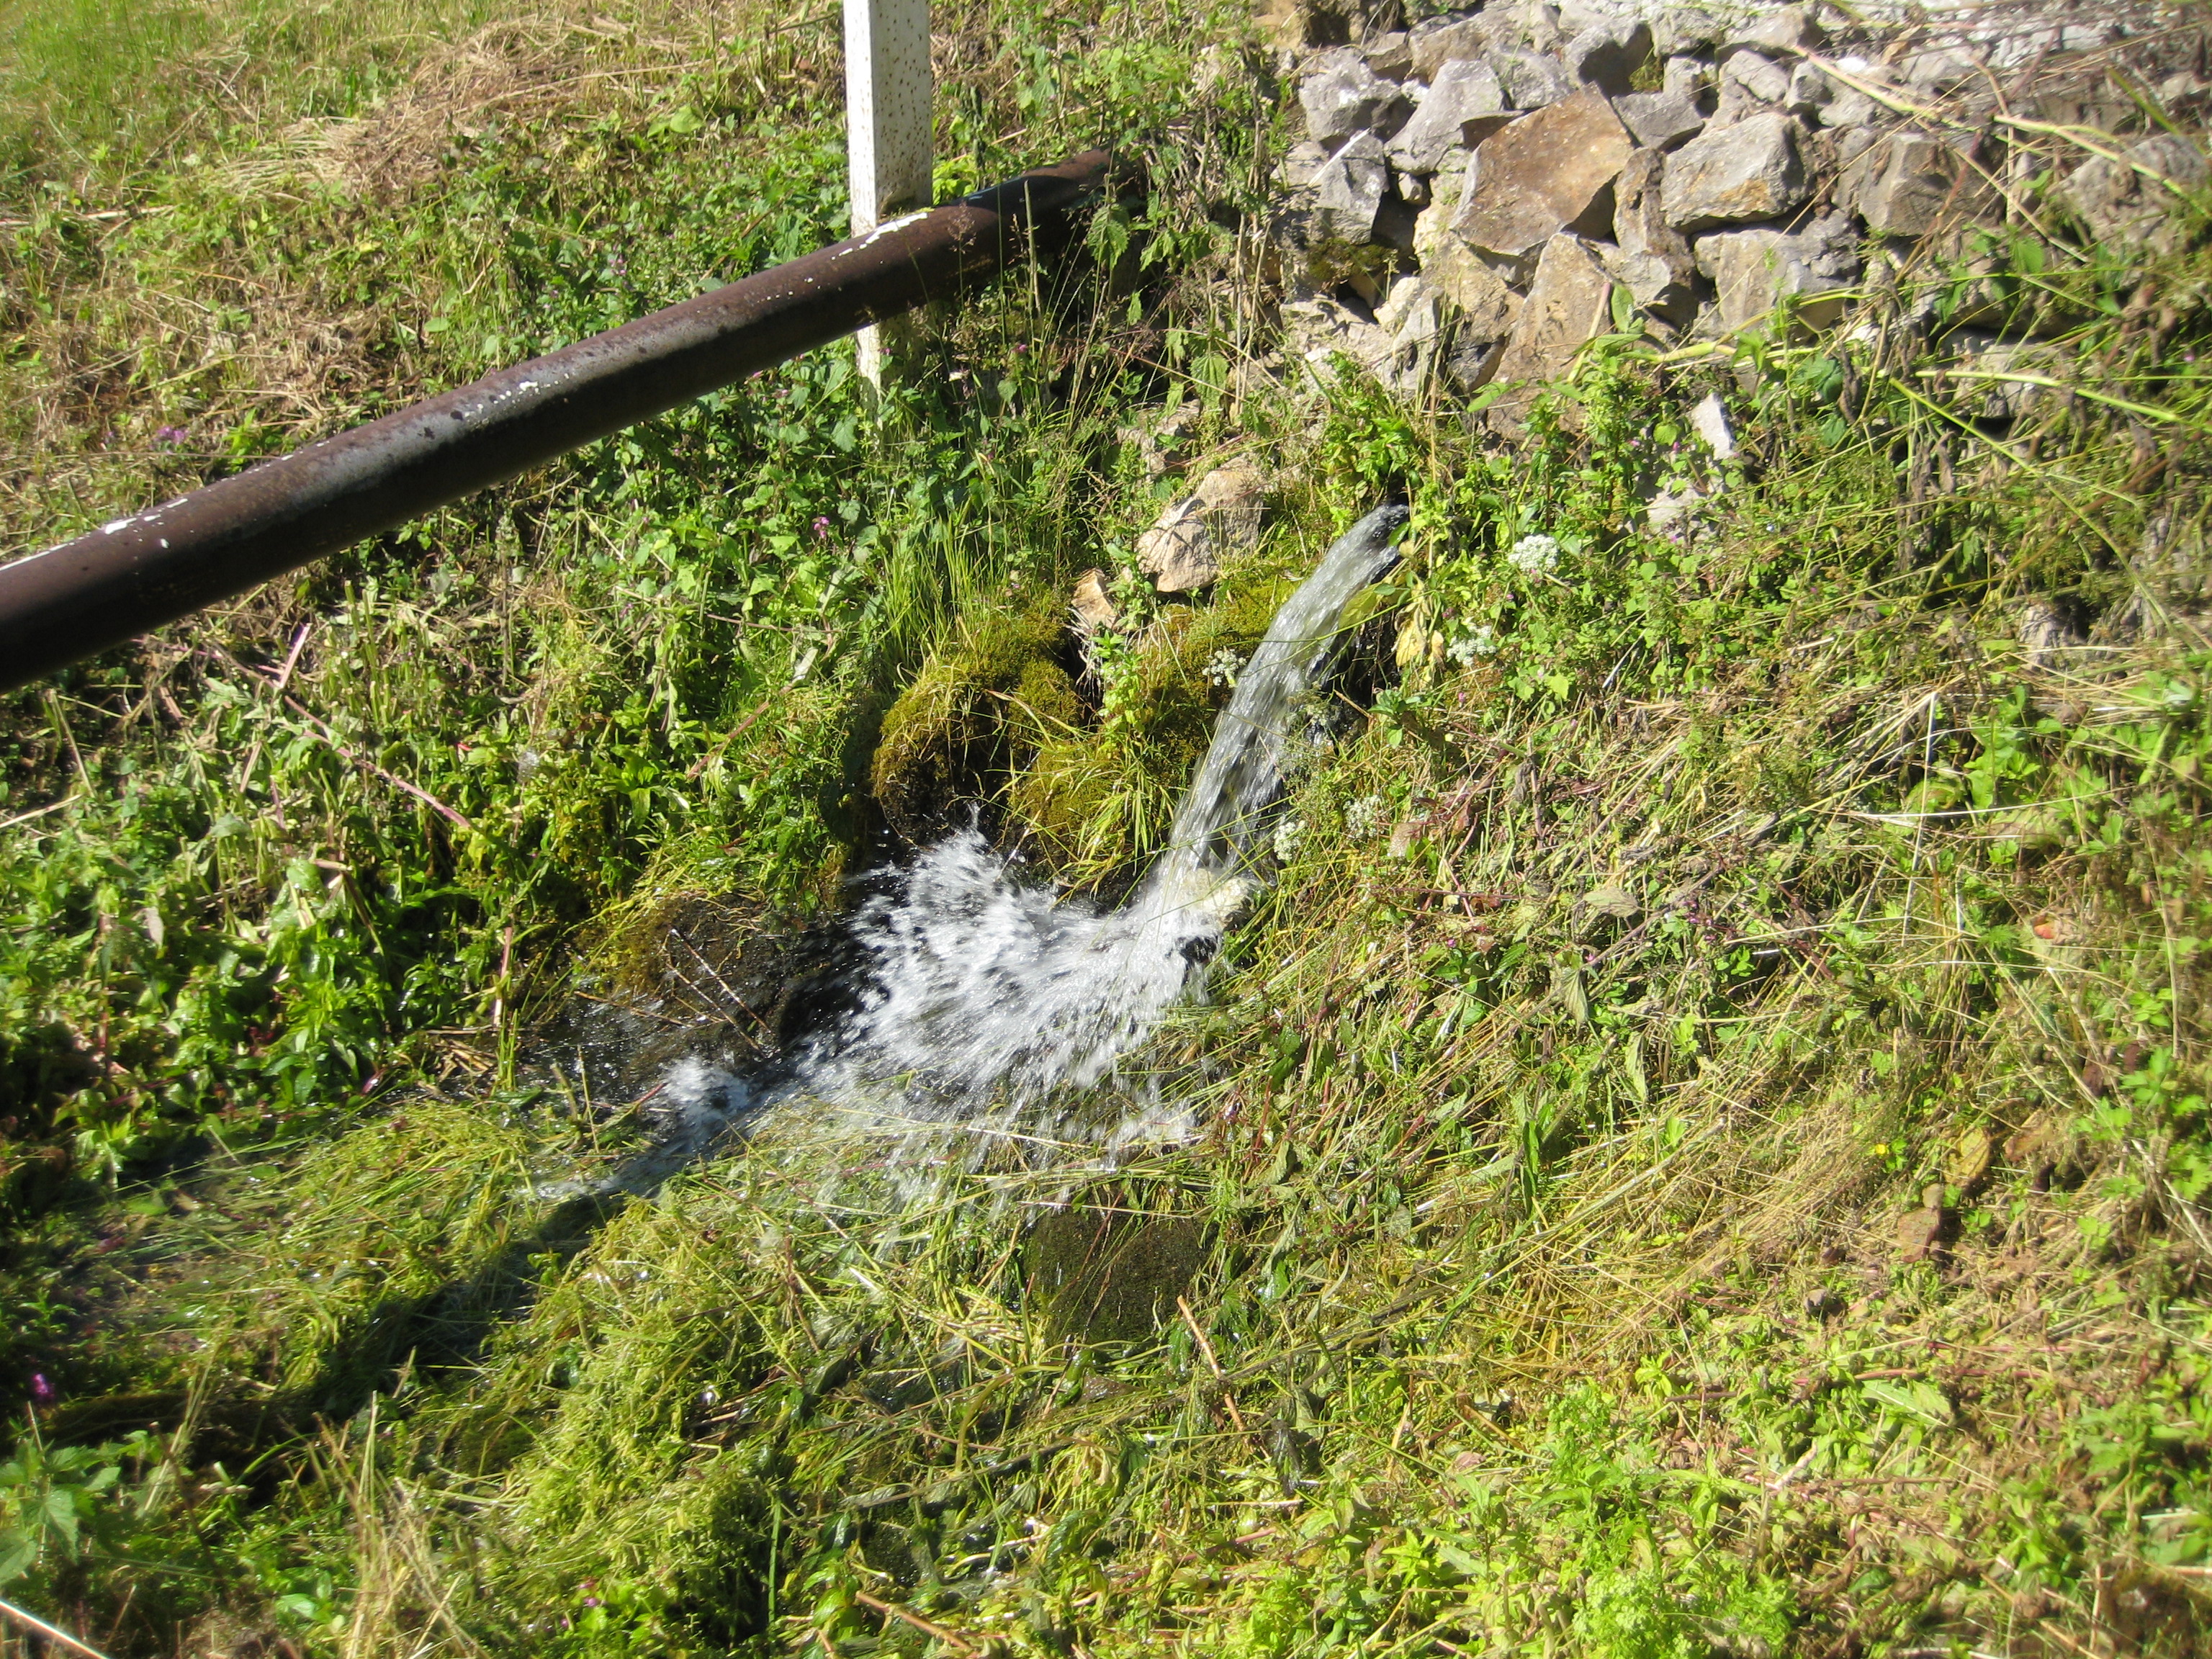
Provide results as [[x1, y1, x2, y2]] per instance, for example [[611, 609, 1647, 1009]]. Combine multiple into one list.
[[30, 1373, 53, 1405], [812, 516, 832, 541], [155, 426, 186, 446]]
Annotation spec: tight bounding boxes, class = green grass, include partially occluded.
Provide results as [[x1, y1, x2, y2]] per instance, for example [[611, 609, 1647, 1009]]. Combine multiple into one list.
[[4, 1, 2212, 1655]]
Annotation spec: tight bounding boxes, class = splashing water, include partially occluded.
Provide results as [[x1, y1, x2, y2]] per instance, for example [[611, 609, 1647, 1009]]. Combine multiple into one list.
[[595, 504, 1407, 1191]]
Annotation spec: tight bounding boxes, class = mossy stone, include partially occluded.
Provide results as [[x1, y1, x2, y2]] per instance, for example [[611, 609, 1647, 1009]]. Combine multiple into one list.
[[869, 598, 1085, 845]]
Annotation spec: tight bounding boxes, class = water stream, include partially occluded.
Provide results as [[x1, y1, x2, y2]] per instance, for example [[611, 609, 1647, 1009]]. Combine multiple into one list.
[[595, 503, 1407, 1191]]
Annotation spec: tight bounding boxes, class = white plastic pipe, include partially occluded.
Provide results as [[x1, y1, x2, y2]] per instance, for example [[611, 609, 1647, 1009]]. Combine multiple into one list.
[[843, 0, 934, 385]]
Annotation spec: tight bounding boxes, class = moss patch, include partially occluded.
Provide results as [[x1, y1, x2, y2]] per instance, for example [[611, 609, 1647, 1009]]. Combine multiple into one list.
[[868, 598, 1086, 845]]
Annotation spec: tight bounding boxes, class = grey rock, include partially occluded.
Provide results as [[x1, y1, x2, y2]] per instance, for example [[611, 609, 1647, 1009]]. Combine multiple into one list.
[[1843, 132, 1999, 239], [1276, 139, 1331, 190], [1398, 171, 1431, 208], [1651, 4, 1724, 58], [1615, 89, 1705, 150], [1829, 124, 1881, 172], [1662, 54, 1715, 107], [1300, 48, 1413, 145], [1555, 0, 1627, 35], [1822, 88, 1883, 129], [1488, 233, 1619, 431], [2060, 132, 2212, 257], [1364, 30, 1413, 81], [1563, 18, 1653, 96], [1662, 111, 1809, 230], [1898, 44, 1981, 94], [1388, 58, 1511, 174], [1282, 284, 1398, 385], [1444, 333, 1511, 392], [1506, 0, 1568, 55], [1689, 390, 1735, 458], [1413, 164, 1473, 263], [1609, 148, 1697, 318], [1137, 463, 1269, 593], [1375, 272, 1447, 387], [1117, 401, 1201, 478], [1719, 48, 1790, 109], [1694, 213, 1860, 332], [1455, 89, 1635, 266], [1310, 130, 1392, 243], [1411, 16, 1497, 81], [1493, 46, 1576, 110], [1943, 333, 2057, 422], [1728, 4, 1822, 59], [1785, 60, 1834, 119]]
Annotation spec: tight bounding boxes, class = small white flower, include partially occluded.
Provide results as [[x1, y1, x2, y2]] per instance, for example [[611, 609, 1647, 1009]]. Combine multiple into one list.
[[1447, 626, 1498, 666], [1509, 533, 1560, 575], [1272, 816, 1306, 862], [1345, 794, 1386, 840], [1203, 648, 1241, 689]]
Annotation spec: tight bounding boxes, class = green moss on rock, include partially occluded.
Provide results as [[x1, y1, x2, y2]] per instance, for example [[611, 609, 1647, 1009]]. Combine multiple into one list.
[[869, 599, 1085, 845]]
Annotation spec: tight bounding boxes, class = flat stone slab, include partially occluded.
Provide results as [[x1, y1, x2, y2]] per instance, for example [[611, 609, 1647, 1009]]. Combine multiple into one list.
[[1693, 212, 1860, 332], [1845, 132, 2000, 238], [1662, 110, 1809, 230], [1614, 89, 1705, 150], [1299, 48, 1413, 145], [1310, 130, 1391, 244], [1453, 88, 1634, 266], [1488, 233, 1617, 431], [1388, 57, 1511, 174]]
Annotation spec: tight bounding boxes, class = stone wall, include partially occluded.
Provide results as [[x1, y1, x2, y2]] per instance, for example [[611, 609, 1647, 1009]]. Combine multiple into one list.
[[1264, 0, 2212, 434]]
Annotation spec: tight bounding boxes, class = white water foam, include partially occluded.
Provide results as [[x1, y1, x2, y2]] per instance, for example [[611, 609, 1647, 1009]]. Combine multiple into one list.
[[594, 504, 1407, 1192]]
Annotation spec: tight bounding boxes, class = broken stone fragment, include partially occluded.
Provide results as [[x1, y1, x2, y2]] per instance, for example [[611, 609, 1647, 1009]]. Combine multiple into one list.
[[1563, 17, 1653, 96], [1282, 284, 1398, 387], [2059, 132, 2212, 257], [1070, 569, 1118, 632], [1492, 45, 1576, 111], [1387, 57, 1511, 174], [1662, 54, 1715, 107], [1608, 149, 1698, 319], [1693, 212, 1860, 333], [1410, 15, 1496, 81], [1310, 130, 1392, 243], [1274, 139, 1331, 190], [1299, 48, 1413, 145], [1844, 132, 2000, 239], [1614, 89, 1704, 150], [1651, 4, 1723, 58], [1662, 110, 1809, 230], [1454, 89, 1634, 270], [1689, 391, 1735, 458], [1718, 48, 1791, 112], [1784, 60, 1833, 120], [1363, 30, 1413, 81], [1136, 463, 1269, 593], [1728, 2, 1823, 59], [1424, 235, 1524, 342], [1374, 273, 1446, 387], [1487, 233, 1618, 432]]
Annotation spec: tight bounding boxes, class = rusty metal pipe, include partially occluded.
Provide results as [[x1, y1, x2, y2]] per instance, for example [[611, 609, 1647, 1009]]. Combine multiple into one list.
[[0, 151, 1113, 692]]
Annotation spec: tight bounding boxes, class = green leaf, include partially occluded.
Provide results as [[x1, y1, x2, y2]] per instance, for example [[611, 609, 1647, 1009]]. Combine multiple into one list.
[[0, 1532, 35, 1584], [1862, 1377, 1953, 1426]]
